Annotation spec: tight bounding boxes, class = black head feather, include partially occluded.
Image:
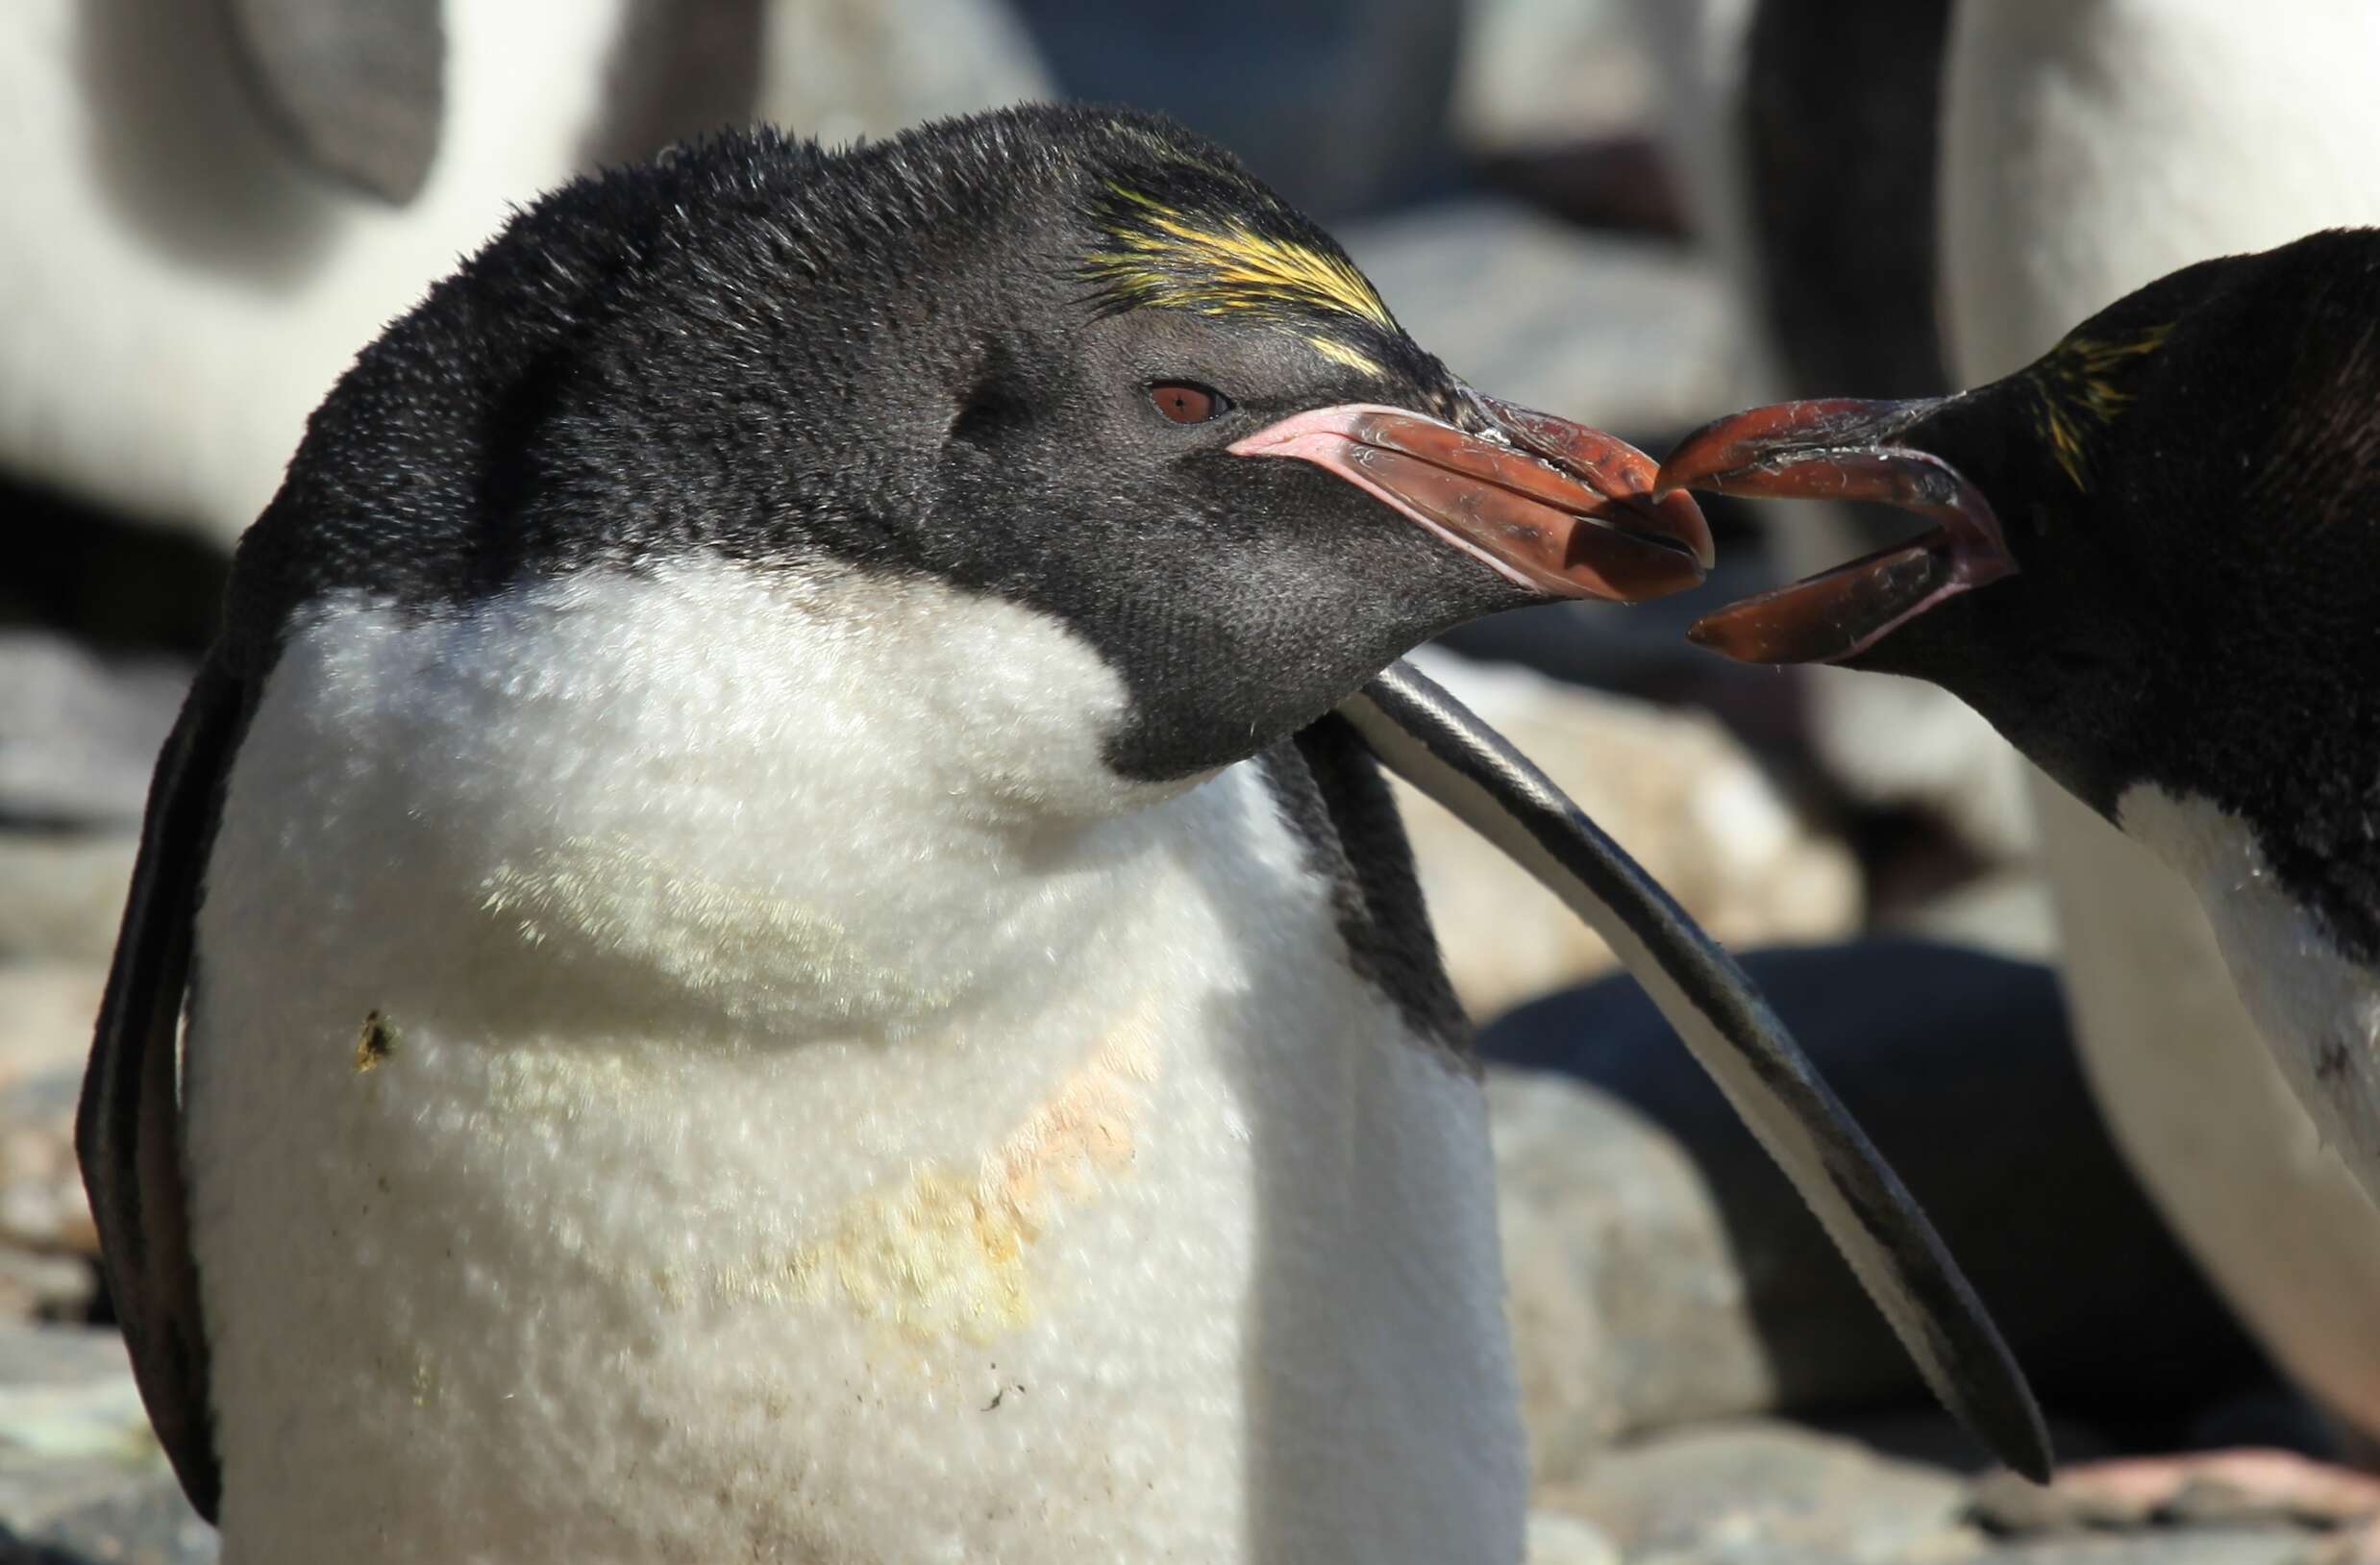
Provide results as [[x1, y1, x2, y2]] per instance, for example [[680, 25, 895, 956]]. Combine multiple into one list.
[[1856, 230, 2380, 955], [222, 106, 1527, 779]]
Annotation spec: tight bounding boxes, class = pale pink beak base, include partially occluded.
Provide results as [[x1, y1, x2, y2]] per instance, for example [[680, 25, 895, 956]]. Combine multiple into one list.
[[1231, 401, 1712, 603]]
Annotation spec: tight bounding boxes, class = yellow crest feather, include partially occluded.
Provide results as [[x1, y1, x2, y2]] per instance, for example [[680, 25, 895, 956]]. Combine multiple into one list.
[[2027, 323, 2172, 488], [1081, 176, 1399, 371]]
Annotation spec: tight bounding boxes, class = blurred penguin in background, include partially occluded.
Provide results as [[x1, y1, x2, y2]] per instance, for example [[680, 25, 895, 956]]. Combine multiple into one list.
[[1937, 0, 2380, 1515], [1623, 0, 2037, 861], [1632, 0, 2380, 1518], [0, 0, 1048, 553]]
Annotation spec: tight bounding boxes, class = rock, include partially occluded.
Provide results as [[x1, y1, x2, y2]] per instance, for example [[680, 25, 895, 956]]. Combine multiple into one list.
[[0, 1476, 217, 1565], [1487, 940, 2270, 1470], [1798, 662, 2042, 862], [0, 1252, 91, 1327], [0, 965, 98, 1088], [1394, 646, 1859, 1021], [1979, 1532, 2325, 1565], [1452, 0, 1655, 156], [1491, 1068, 1774, 1485], [0, 1326, 211, 1564], [1889, 865, 2058, 965], [1525, 1507, 1622, 1565], [0, 637, 186, 829], [1538, 1421, 2332, 1564], [0, 964, 104, 1263], [0, 838, 136, 965], [1343, 200, 1756, 443], [1544, 1419, 1975, 1562]]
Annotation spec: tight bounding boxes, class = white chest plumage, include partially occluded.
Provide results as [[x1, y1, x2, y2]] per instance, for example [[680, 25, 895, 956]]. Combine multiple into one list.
[[185, 559, 1525, 1564], [2118, 784, 2380, 1207]]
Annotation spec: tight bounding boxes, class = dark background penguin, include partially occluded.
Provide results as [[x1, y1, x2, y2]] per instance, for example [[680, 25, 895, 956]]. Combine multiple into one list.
[[1667, 230, 2380, 1200], [1626, 0, 2380, 1553], [1667, 226, 2380, 1529]]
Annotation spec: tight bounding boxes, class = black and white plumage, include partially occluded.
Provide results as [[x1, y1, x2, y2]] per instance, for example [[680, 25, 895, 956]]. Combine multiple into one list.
[[0, 0, 878, 550], [83, 106, 2041, 1560], [1663, 226, 2380, 1279], [1934, 0, 2380, 1465]]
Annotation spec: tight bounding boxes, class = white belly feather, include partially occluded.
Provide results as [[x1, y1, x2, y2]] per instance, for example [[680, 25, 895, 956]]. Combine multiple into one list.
[[185, 559, 1525, 1563], [2119, 783, 2380, 1209]]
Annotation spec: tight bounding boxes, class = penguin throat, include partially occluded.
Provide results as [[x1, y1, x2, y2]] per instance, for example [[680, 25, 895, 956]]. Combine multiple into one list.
[[240, 559, 1197, 1037]]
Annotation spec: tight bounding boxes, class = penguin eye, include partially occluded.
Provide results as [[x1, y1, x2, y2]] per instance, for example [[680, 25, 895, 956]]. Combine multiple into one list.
[[1150, 382, 1229, 425]]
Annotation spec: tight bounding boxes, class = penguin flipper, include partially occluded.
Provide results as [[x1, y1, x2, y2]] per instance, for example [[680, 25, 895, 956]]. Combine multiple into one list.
[[221, 0, 445, 204], [1340, 658, 2052, 1484], [77, 661, 237, 1521]]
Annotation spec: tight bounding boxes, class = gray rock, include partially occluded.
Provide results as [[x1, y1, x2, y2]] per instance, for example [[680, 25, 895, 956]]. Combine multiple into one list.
[[1535, 1420, 2332, 1565], [0, 836, 136, 965], [1525, 1508, 1623, 1565], [1486, 940, 2270, 1455], [1795, 659, 2042, 863], [1544, 1420, 1976, 1563], [1400, 648, 1857, 1021], [0, 1472, 216, 1565], [0, 964, 105, 1262], [1887, 865, 2059, 965], [1979, 1532, 2323, 1565], [1491, 1068, 1775, 1484], [0, 1327, 211, 1564], [0, 1251, 92, 1325], [1452, 0, 1655, 155], [0, 637, 186, 829], [1344, 201, 1758, 441]]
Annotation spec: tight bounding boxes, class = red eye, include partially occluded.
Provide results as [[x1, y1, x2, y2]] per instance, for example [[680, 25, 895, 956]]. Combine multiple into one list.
[[1151, 382, 1227, 424]]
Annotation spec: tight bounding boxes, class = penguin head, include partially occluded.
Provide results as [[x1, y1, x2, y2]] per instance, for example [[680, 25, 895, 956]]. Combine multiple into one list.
[[232, 106, 1708, 795], [1655, 227, 2380, 824]]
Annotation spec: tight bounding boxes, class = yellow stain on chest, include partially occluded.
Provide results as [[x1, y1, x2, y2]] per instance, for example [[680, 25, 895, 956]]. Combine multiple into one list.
[[683, 1005, 1162, 1340], [396, 917, 1161, 1341], [796, 1012, 1156, 1337]]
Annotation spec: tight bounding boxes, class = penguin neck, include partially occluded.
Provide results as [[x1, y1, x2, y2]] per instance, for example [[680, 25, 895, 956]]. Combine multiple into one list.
[[235, 555, 1197, 1044]]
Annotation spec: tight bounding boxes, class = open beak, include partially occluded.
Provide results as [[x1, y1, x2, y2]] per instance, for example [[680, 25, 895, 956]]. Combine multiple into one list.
[[1230, 392, 1713, 602], [1654, 398, 2017, 662]]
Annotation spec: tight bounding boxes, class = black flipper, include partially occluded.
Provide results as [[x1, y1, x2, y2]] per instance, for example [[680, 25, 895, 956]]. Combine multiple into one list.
[[76, 660, 240, 1520], [221, 0, 445, 203], [1340, 658, 2051, 1484]]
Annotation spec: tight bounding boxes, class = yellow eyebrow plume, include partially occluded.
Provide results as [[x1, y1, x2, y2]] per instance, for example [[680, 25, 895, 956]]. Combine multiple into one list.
[[1083, 181, 1399, 347], [1305, 335, 1385, 376], [2028, 323, 2172, 489]]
